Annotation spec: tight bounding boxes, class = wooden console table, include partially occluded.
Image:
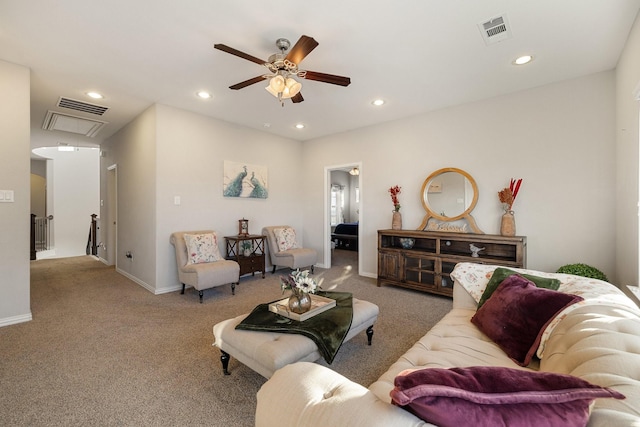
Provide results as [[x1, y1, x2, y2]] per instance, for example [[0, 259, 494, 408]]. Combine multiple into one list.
[[378, 229, 526, 297], [225, 234, 266, 279]]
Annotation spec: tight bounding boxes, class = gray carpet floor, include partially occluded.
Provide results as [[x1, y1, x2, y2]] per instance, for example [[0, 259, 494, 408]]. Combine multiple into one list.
[[0, 250, 452, 426]]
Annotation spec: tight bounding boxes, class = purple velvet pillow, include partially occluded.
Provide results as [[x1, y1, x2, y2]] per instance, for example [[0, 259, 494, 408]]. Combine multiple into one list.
[[390, 366, 625, 427], [471, 274, 583, 366]]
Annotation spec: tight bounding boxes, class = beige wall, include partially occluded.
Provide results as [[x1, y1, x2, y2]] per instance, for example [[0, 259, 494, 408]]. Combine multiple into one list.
[[616, 13, 640, 286], [154, 104, 305, 293], [102, 71, 619, 292], [100, 105, 157, 289], [101, 104, 305, 293], [30, 159, 46, 218], [0, 59, 31, 326], [303, 71, 617, 280]]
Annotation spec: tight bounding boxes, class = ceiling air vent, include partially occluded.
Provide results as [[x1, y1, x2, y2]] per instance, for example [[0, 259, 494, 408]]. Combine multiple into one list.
[[57, 97, 109, 116], [478, 14, 512, 45], [42, 110, 108, 137]]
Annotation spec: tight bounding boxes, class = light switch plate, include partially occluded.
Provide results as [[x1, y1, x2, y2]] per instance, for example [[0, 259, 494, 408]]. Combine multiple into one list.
[[0, 190, 14, 202]]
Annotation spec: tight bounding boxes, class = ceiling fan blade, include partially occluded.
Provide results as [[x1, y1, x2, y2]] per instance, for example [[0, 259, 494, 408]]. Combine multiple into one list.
[[303, 71, 351, 87], [285, 35, 319, 64], [229, 75, 266, 90], [214, 44, 266, 65], [291, 92, 304, 103]]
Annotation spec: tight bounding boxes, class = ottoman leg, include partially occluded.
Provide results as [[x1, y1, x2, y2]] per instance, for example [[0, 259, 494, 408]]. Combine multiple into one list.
[[220, 350, 231, 375], [366, 325, 374, 345]]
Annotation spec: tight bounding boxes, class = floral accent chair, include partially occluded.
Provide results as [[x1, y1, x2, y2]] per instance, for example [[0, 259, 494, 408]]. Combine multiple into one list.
[[262, 226, 317, 274], [170, 230, 240, 303]]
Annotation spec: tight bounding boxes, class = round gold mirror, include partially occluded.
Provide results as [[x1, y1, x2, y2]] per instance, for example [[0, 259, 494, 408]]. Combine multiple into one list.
[[418, 167, 483, 234]]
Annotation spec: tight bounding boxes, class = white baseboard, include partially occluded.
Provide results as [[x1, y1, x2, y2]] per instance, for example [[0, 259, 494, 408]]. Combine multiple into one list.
[[155, 284, 182, 295], [0, 312, 33, 328], [116, 268, 154, 293], [36, 249, 56, 260], [116, 268, 181, 295]]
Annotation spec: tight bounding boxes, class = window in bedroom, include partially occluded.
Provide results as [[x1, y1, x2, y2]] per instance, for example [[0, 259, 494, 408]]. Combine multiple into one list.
[[330, 184, 345, 225]]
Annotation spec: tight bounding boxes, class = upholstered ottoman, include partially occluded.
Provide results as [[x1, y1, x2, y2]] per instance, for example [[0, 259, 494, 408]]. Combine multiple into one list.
[[212, 298, 379, 378]]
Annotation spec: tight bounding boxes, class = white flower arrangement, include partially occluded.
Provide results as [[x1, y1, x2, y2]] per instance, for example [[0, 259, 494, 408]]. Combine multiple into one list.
[[280, 269, 319, 294]]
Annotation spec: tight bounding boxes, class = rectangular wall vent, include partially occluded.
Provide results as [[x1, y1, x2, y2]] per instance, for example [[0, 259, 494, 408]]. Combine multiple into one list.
[[478, 14, 512, 45], [42, 111, 108, 138], [57, 97, 109, 116]]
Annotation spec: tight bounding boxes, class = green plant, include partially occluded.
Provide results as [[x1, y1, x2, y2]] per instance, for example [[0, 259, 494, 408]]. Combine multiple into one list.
[[556, 263, 608, 282]]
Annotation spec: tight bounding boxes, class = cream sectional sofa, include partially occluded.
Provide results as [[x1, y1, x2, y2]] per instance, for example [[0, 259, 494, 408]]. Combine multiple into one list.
[[256, 263, 640, 426]]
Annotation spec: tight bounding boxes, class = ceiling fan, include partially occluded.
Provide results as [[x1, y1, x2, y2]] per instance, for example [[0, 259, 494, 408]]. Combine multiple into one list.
[[214, 35, 351, 106]]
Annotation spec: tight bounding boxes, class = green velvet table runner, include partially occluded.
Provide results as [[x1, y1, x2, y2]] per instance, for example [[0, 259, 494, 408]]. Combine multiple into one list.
[[235, 291, 353, 364]]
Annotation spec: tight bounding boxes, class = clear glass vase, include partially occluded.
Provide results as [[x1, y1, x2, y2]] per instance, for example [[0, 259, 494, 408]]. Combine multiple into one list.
[[288, 290, 312, 314]]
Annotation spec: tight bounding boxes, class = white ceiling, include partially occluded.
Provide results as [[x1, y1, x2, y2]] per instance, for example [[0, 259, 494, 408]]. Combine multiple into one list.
[[1, 0, 639, 151]]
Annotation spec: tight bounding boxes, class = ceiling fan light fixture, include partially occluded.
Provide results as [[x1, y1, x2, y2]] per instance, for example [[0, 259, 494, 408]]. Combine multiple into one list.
[[269, 75, 285, 93], [216, 35, 350, 105], [283, 77, 301, 98], [265, 85, 279, 97]]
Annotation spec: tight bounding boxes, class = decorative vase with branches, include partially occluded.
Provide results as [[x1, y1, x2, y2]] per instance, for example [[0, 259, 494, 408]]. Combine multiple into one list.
[[498, 178, 522, 236], [389, 185, 402, 230]]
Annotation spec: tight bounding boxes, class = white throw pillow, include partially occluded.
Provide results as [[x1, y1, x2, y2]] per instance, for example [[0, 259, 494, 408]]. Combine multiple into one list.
[[183, 233, 222, 264], [273, 227, 297, 251]]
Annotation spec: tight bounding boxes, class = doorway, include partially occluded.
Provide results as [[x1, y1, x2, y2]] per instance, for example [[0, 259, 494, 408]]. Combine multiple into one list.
[[106, 164, 117, 266], [324, 163, 361, 273]]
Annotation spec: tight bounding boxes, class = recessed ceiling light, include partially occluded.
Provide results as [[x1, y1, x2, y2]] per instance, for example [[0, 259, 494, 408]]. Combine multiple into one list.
[[197, 91, 212, 99], [372, 99, 385, 106], [513, 55, 533, 65], [86, 92, 103, 99], [295, 123, 305, 129]]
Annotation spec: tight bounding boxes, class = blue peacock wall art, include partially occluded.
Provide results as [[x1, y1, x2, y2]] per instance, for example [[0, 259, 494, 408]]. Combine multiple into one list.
[[223, 161, 268, 199]]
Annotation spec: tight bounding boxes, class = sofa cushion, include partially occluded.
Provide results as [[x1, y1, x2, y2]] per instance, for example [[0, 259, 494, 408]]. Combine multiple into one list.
[[390, 366, 625, 427], [184, 232, 222, 264], [273, 227, 297, 251], [471, 274, 583, 366], [477, 267, 561, 309]]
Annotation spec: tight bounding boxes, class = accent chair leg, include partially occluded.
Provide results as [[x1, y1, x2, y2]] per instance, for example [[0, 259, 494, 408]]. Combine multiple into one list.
[[366, 325, 374, 345], [311, 265, 314, 274], [220, 350, 231, 375], [272, 265, 276, 274], [181, 283, 185, 294], [231, 282, 237, 295], [199, 290, 204, 303]]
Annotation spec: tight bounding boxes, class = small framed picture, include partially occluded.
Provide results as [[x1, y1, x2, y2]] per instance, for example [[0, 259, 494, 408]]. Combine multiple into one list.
[[238, 218, 249, 236]]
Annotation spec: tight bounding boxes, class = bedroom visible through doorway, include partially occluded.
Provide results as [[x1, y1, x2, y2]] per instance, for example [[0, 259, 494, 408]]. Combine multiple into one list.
[[324, 164, 361, 273]]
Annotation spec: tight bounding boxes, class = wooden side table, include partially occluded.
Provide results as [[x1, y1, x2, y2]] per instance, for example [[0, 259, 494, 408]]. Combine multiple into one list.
[[225, 235, 266, 279]]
